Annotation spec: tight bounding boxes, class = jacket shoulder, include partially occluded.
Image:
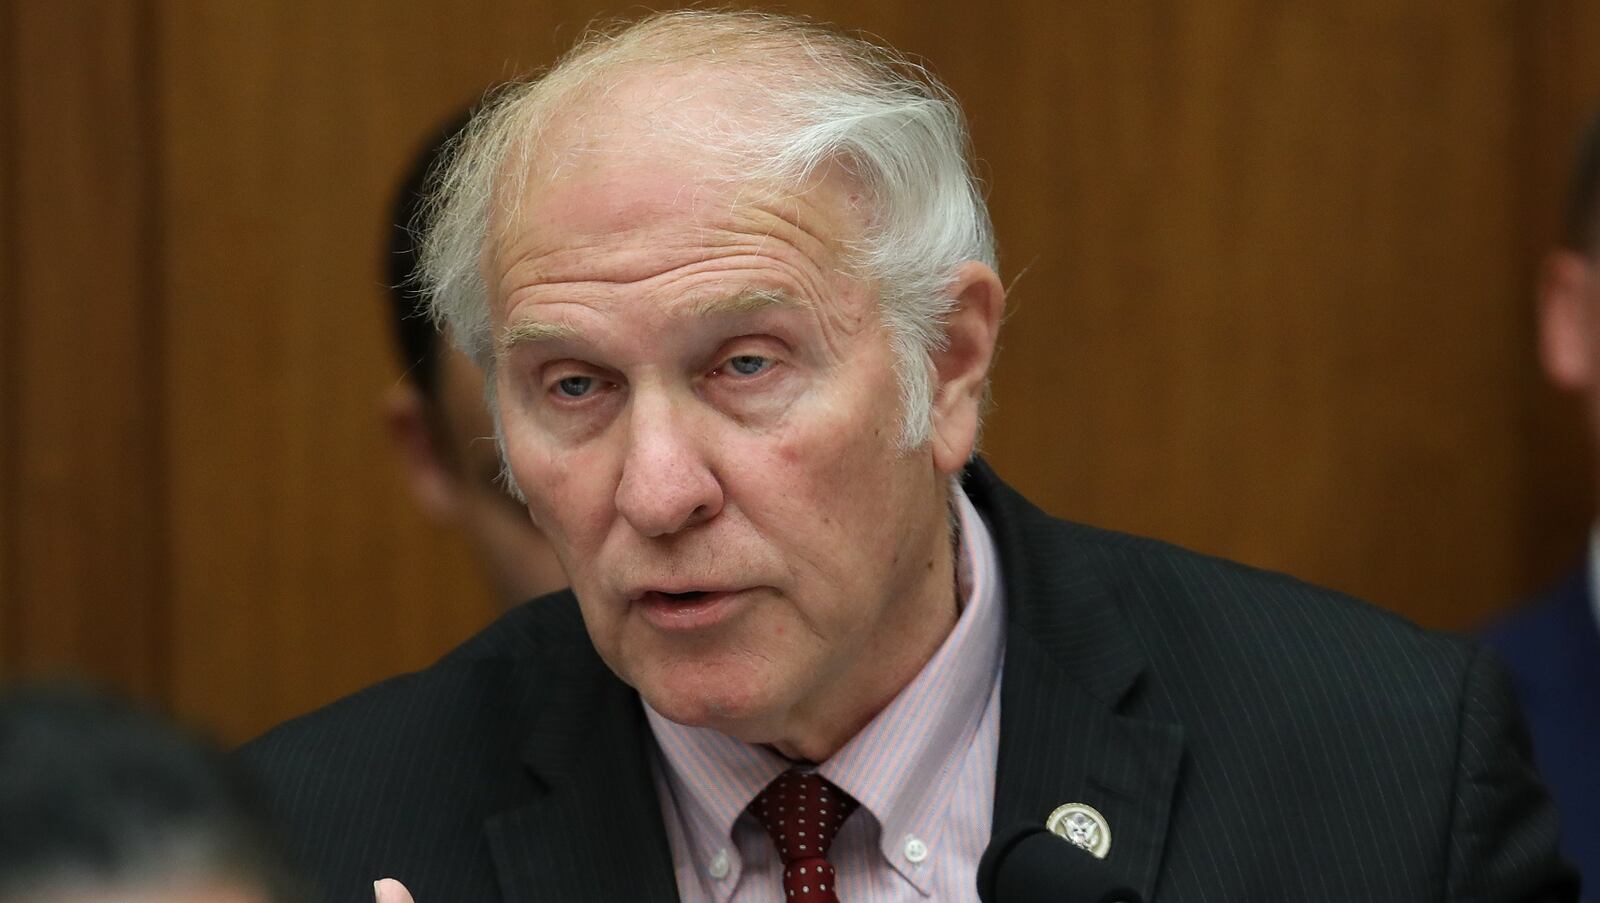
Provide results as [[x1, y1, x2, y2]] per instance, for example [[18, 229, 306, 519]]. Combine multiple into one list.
[[1084, 521, 1476, 704], [240, 591, 587, 768], [970, 460, 1473, 685], [235, 593, 597, 901], [1103, 524, 1459, 650], [972, 460, 1479, 728]]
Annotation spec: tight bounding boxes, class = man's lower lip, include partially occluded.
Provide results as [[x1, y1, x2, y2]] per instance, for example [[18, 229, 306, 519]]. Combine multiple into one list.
[[636, 590, 743, 630]]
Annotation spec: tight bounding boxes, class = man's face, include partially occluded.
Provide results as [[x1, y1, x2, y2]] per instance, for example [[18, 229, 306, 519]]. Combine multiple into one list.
[[487, 139, 958, 751]]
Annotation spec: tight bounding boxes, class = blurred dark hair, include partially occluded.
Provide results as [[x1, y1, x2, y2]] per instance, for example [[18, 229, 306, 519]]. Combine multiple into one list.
[[0, 684, 297, 901], [386, 109, 474, 401], [1561, 107, 1600, 253]]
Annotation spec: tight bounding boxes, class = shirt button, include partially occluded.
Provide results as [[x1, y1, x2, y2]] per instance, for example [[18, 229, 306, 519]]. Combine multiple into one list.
[[904, 836, 929, 864], [708, 849, 731, 879]]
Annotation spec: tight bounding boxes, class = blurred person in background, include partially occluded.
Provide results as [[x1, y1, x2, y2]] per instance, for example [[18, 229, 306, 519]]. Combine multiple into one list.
[[381, 113, 567, 607], [0, 684, 297, 903], [1482, 107, 1600, 890]]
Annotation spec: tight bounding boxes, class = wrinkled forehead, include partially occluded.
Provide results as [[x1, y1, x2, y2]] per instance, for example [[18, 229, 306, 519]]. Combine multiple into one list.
[[483, 85, 872, 291]]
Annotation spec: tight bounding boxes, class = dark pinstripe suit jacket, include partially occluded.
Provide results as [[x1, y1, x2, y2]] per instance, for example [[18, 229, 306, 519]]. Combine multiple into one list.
[[241, 462, 1578, 902]]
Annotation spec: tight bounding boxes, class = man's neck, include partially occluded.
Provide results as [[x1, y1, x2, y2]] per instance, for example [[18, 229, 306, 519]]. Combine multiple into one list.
[[764, 506, 965, 763], [769, 588, 960, 762]]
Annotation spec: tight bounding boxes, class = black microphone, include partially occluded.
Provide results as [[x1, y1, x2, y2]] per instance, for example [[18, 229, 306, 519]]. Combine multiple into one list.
[[977, 824, 1145, 903]]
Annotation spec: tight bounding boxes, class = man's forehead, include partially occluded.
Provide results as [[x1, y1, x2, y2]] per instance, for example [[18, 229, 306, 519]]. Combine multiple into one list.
[[486, 56, 858, 237], [520, 63, 771, 184], [535, 163, 747, 235], [497, 289, 815, 354], [486, 141, 870, 309], [486, 135, 800, 281]]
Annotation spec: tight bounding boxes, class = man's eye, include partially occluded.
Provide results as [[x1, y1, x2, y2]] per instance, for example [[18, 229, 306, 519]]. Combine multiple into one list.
[[726, 355, 770, 376], [554, 376, 594, 398]]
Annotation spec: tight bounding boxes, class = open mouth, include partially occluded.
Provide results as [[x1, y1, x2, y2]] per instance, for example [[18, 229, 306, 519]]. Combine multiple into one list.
[[635, 589, 725, 607], [634, 588, 743, 630]]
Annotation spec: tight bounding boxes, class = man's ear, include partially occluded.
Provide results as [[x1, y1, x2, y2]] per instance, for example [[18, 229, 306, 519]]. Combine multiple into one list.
[[929, 260, 1006, 474], [382, 384, 464, 522], [1539, 249, 1598, 391]]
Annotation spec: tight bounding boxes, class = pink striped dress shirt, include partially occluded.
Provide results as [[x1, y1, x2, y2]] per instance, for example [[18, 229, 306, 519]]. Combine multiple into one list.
[[646, 487, 1006, 902]]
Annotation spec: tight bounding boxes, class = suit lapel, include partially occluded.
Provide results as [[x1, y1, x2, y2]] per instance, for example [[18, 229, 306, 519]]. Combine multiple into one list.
[[971, 462, 1184, 903], [993, 632, 1183, 903], [483, 612, 680, 903]]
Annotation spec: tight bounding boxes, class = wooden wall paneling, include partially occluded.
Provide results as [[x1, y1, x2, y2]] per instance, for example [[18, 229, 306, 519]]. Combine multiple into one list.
[[157, 0, 562, 743], [4, 0, 165, 696], [970, 2, 1528, 629], [1, 0, 14, 675]]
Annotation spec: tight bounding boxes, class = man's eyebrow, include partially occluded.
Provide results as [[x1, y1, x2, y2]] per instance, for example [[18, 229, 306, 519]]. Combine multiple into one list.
[[690, 289, 814, 318], [498, 319, 580, 355]]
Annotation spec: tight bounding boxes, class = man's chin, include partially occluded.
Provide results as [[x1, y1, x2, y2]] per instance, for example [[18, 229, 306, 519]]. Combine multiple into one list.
[[638, 675, 785, 740]]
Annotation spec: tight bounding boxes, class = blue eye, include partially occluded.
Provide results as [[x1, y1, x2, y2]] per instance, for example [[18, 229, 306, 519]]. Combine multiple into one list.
[[727, 355, 769, 376], [555, 376, 594, 398]]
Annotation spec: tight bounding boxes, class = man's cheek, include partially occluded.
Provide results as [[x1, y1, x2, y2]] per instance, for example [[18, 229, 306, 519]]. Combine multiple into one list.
[[520, 454, 607, 529]]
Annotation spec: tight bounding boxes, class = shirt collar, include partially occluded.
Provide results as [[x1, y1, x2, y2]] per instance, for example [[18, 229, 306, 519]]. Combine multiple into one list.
[[646, 485, 1006, 895], [648, 710, 789, 890]]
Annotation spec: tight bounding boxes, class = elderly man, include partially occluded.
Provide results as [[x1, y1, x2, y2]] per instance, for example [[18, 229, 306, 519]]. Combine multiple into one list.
[[243, 11, 1576, 902]]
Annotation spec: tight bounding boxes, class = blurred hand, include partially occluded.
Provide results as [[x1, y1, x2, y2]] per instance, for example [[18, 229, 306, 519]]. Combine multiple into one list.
[[374, 878, 415, 903]]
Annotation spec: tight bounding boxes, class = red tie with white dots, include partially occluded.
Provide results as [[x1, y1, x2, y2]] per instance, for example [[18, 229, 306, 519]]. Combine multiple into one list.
[[749, 771, 860, 902]]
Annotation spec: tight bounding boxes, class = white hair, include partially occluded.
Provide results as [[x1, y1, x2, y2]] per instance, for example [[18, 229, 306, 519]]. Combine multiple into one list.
[[419, 9, 997, 453]]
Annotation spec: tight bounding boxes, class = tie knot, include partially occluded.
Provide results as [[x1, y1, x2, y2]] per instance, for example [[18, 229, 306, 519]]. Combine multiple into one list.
[[748, 771, 859, 866]]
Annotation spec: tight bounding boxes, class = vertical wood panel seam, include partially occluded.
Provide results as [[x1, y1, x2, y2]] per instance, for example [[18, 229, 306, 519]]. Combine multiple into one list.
[[1508, 0, 1542, 593], [0, 0, 20, 679], [137, 0, 173, 710]]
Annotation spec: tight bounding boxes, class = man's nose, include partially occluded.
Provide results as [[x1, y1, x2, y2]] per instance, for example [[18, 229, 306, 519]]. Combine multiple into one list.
[[614, 394, 724, 537]]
